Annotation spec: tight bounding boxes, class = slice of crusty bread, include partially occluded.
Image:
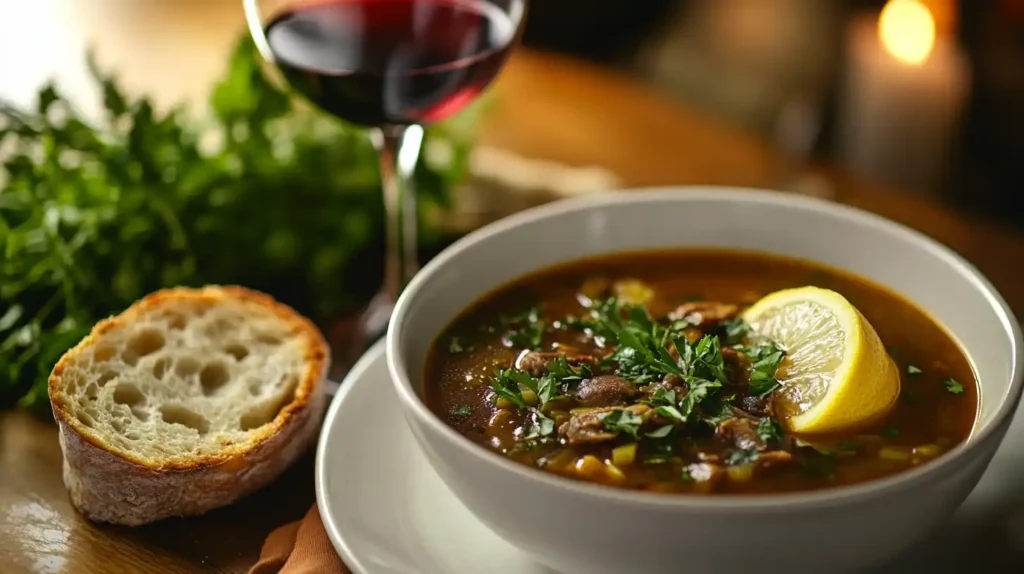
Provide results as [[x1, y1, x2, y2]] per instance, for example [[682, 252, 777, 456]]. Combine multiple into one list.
[[48, 286, 329, 526]]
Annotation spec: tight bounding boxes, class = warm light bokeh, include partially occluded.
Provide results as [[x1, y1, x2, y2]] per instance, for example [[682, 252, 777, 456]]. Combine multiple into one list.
[[878, 0, 936, 65]]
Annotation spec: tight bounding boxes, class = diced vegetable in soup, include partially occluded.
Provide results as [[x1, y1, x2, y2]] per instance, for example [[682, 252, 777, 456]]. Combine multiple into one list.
[[424, 250, 978, 495]]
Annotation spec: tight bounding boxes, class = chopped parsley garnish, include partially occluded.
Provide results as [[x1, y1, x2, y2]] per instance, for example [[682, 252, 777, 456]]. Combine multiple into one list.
[[489, 369, 533, 409], [745, 341, 786, 397], [720, 317, 751, 346], [501, 305, 546, 350], [449, 405, 474, 416], [525, 412, 556, 439], [943, 377, 964, 395], [646, 424, 674, 438], [756, 417, 784, 444], [487, 369, 560, 440], [546, 355, 592, 386], [448, 337, 467, 354], [599, 409, 644, 440], [906, 364, 922, 375], [645, 387, 687, 424], [725, 448, 759, 466], [881, 425, 900, 438], [680, 467, 694, 481]]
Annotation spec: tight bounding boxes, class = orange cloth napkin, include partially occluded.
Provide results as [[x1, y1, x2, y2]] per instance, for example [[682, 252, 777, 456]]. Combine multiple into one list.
[[250, 506, 350, 574]]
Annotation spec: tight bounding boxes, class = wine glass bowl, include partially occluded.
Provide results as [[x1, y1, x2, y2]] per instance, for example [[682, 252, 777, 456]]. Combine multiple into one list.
[[243, 0, 528, 354]]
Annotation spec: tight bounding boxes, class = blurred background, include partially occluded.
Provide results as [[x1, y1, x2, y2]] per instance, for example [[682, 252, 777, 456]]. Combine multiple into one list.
[[522, 0, 1022, 226], [4, 0, 1021, 225]]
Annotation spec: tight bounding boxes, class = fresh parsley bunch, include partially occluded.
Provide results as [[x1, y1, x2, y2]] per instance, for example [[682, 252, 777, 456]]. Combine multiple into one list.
[[0, 37, 486, 411]]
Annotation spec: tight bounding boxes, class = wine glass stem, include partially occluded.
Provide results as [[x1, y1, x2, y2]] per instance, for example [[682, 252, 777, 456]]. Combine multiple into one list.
[[370, 124, 425, 307]]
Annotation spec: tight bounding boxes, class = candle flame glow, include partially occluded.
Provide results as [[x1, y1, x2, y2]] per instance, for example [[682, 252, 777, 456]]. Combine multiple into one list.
[[878, 0, 936, 65]]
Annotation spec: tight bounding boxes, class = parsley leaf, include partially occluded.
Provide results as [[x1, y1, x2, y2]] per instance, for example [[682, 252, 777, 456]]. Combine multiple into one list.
[[600, 409, 644, 440], [488, 369, 531, 409], [648, 386, 677, 406], [745, 341, 786, 397], [943, 377, 964, 395], [450, 405, 474, 416], [689, 335, 728, 385], [535, 374, 559, 406], [525, 411, 556, 439], [449, 337, 466, 354], [646, 424, 675, 438], [720, 318, 751, 346], [679, 377, 720, 420], [725, 448, 759, 466], [576, 297, 628, 342], [881, 425, 900, 438], [614, 324, 683, 382], [501, 306, 546, 350], [655, 405, 687, 424], [756, 417, 784, 444], [545, 355, 592, 386], [906, 364, 922, 375]]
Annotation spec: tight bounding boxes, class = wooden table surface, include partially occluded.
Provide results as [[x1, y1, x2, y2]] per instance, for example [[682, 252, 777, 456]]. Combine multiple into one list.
[[2, 2, 1023, 573]]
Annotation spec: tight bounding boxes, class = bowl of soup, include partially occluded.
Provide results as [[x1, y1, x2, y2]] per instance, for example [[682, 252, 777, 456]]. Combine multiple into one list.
[[386, 188, 1022, 574]]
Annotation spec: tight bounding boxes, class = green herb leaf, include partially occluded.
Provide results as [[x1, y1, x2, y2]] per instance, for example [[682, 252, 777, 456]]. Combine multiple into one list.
[[906, 364, 922, 375], [546, 355, 592, 385], [725, 448, 759, 466], [646, 424, 674, 438], [690, 335, 728, 384], [600, 409, 644, 440], [756, 417, 784, 444], [536, 374, 559, 406], [450, 405, 474, 416], [679, 377, 720, 420], [655, 405, 687, 424], [943, 377, 964, 395], [505, 308, 546, 350], [838, 442, 861, 452], [881, 425, 900, 438], [488, 369, 530, 409], [449, 337, 465, 354], [720, 318, 751, 346], [525, 412, 556, 439], [746, 341, 786, 397]]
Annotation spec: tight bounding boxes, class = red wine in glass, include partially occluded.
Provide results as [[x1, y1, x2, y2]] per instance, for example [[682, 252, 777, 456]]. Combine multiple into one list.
[[246, 0, 525, 368], [264, 0, 517, 126]]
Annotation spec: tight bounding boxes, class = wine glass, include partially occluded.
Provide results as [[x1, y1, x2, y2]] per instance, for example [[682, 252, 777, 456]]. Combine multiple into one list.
[[243, 0, 528, 348]]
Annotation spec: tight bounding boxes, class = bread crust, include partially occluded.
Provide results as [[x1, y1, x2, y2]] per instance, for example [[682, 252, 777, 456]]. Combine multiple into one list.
[[48, 286, 329, 525]]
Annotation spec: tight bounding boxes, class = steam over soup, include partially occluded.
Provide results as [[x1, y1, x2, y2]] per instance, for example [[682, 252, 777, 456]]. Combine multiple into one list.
[[425, 250, 978, 495]]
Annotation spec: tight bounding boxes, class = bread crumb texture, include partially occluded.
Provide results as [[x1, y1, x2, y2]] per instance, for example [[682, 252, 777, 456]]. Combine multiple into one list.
[[49, 286, 328, 468]]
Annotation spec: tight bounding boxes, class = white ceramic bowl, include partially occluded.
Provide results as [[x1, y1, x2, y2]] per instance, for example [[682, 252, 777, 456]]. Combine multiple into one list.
[[386, 188, 1023, 574]]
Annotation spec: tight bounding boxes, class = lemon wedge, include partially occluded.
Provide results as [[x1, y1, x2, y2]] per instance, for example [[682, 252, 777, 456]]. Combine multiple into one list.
[[741, 286, 900, 434]]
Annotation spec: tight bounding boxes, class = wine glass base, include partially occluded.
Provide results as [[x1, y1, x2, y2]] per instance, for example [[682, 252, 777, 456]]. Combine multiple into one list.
[[327, 291, 395, 385]]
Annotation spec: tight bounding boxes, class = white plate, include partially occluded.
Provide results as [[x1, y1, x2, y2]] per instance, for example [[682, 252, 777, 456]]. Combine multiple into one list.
[[316, 343, 1024, 574]]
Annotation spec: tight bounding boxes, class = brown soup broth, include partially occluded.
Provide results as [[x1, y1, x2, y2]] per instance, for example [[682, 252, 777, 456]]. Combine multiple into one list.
[[424, 249, 978, 495]]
